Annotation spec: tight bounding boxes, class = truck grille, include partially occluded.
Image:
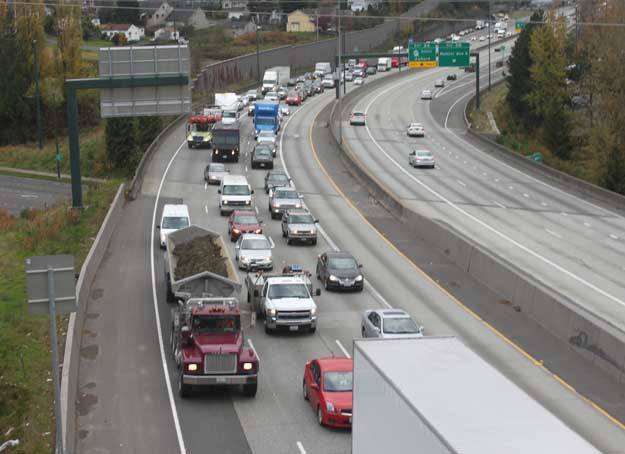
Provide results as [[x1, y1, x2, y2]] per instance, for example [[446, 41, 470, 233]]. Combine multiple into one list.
[[277, 310, 311, 320], [228, 200, 247, 206], [204, 353, 237, 374]]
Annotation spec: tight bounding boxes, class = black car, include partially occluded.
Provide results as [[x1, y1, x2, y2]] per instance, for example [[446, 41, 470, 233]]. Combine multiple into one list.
[[366, 66, 377, 75], [447, 73, 457, 81], [264, 170, 291, 193], [312, 80, 323, 93], [251, 144, 274, 169], [303, 81, 314, 97], [287, 78, 297, 86], [316, 251, 364, 292]]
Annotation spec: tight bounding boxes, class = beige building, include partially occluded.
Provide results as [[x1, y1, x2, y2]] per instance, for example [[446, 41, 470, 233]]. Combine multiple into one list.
[[286, 10, 316, 33]]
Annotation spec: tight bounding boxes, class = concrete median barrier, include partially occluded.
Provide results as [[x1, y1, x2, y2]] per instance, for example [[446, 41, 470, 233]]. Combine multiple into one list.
[[322, 69, 625, 387]]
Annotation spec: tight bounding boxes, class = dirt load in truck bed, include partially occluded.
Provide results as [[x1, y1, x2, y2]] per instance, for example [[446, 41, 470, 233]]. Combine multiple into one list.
[[173, 234, 228, 279]]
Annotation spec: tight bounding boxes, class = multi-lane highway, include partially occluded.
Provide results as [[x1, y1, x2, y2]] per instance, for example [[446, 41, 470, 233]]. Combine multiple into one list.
[[74, 49, 625, 453]]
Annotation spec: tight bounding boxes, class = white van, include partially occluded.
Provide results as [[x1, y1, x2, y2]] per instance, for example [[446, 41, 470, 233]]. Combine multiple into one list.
[[159, 204, 190, 248], [218, 175, 254, 216], [377, 57, 391, 72]]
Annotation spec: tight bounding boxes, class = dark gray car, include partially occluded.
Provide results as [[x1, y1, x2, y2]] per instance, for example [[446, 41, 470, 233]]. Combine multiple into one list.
[[316, 251, 363, 292], [264, 170, 292, 193], [252, 145, 274, 169]]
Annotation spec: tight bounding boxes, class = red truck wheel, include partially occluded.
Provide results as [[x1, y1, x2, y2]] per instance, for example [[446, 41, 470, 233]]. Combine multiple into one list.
[[243, 383, 257, 397], [179, 371, 191, 398]]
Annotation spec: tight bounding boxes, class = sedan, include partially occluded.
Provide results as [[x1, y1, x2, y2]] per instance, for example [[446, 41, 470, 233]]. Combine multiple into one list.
[[361, 309, 424, 338], [286, 92, 302, 106], [434, 79, 445, 88], [235, 233, 273, 271], [280, 105, 290, 116], [256, 131, 277, 156], [251, 145, 274, 169], [349, 111, 366, 126], [264, 170, 292, 193], [344, 71, 354, 82], [316, 251, 363, 292], [204, 162, 229, 185], [303, 357, 353, 428], [353, 77, 364, 86], [447, 73, 457, 81], [408, 149, 435, 168], [366, 66, 377, 75], [268, 187, 303, 219], [407, 122, 425, 137], [420, 89, 433, 100], [227, 210, 262, 242], [246, 89, 259, 101], [479, 35, 486, 41]]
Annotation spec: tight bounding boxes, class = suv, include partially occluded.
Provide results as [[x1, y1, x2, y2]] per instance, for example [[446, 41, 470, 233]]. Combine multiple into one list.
[[268, 187, 303, 219], [281, 209, 318, 245], [218, 175, 254, 215]]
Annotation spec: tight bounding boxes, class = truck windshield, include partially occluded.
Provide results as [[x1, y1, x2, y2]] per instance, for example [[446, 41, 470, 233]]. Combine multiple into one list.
[[223, 185, 250, 195], [223, 111, 236, 119], [274, 190, 297, 199], [162, 216, 189, 229], [383, 317, 420, 334], [192, 315, 240, 333], [268, 283, 309, 299], [290, 214, 314, 224], [255, 118, 276, 126], [190, 123, 211, 132], [323, 371, 353, 392]]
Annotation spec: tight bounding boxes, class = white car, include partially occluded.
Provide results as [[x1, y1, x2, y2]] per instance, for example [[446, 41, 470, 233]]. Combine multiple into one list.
[[322, 76, 335, 88], [353, 77, 364, 86], [407, 123, 425, 137], [421, 89, 433, 100], [434, 79, 445, 88], [361, 309, 424, 339], [235, 233, 274, 271], [408, 149, 435, 168], [350, 111, 366, 126], [471, 36, 477, 41], [280, 105, 290, 116], [479, 35, 486, 42]]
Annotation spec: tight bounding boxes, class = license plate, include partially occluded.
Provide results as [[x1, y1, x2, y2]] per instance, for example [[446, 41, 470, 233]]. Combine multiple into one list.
[[289, 325, 299, 331], [216, 377, 227, 383], [260, 163, 265, 167]]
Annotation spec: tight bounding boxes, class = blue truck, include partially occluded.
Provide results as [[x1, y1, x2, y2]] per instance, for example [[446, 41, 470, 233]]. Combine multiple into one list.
[[254, 101, 280, 137]]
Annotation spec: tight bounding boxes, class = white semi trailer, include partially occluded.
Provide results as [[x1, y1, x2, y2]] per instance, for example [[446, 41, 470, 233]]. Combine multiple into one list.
[[352, 337, 599, 454]]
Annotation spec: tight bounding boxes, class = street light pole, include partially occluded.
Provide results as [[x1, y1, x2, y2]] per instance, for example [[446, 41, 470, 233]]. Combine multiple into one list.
[[488, 0, 492, 91], [337, 0, 342, 144], [256, 25, 261, 84]]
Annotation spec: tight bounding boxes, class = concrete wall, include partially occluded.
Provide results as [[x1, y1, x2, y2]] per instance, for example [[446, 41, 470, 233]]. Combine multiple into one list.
[[61, 184, 126, 454], [324, 71, 625, 387]]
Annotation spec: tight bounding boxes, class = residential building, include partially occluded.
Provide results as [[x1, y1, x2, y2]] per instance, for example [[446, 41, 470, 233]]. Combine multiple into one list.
[[227, 7, 249, 20], [147, 2, 174, 29], [153, 26, 181, 41], [226, 20, 257, 37], [100, 23, 145, 42], [286, 9, 316, 33]]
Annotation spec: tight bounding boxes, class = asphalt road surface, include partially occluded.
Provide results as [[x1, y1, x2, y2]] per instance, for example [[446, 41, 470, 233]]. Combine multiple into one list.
[[0, 174, 70, 215]]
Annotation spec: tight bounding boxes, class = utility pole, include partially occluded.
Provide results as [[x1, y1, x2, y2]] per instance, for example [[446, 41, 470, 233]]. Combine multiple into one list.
[[316, 10, 319, 42], [256, 25, 261, 83], [337, 0, 342, 144], [33, 40, 43, 150], [488, 0, 492, 91]]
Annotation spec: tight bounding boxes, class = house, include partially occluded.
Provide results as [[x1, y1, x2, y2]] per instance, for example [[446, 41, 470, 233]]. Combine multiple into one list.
[[226, 20, 257, 37], [153, 26, 180, 41], [146, 2, 174, 29], [350, 0, 383, 12], [227, 7, 249, 20], [223, 0, 248, 9], [100, 23, 145, 42], [286, 9, 316, 33], [91, 17, 101, 27]]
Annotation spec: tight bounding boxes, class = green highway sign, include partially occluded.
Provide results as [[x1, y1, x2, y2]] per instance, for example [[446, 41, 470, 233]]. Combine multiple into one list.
[[515, 21, 526, 32], [438, 42, 470, 67], [409, 42, 437, 64]]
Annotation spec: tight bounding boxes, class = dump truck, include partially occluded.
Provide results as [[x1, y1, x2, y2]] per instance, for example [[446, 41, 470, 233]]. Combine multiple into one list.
[[165, 225, 259, 398]]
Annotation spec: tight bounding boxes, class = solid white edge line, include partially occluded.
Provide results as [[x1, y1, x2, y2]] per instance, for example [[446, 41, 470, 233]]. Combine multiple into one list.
[[296, 441, 307, 454], [248, 339, 260, 361], [335, 339, 351, 358], [493, 201, 507, 209], [545, 229, 563, 239], [150, 141, 187, 454]]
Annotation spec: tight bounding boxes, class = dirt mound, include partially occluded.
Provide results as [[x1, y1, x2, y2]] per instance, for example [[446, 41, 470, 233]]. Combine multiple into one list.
[[173, 234, 227, 278]]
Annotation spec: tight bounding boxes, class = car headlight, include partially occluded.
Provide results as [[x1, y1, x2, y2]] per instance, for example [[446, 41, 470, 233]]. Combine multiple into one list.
[[291, 229, 299, 234], [295, 203, 302, 208], [222, 200, 228, 205], [243, 362, 253, 371], [273, 203, 280, 208], [254, 228, 262, 234], [267, 308, 276, 317], [355, 275, 363, 281], [311, 306, 316, 315], [187, 363, 198, 372], [240, 256, 251, 263], [329, 275, 338, 281], [233, 228, 240, 234], [326, 401, 335, 413], [245, 200, 251, 205]]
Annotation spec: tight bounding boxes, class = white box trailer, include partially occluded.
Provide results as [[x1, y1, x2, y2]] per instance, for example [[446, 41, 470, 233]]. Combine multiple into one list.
[[352, 337, 599, 454]]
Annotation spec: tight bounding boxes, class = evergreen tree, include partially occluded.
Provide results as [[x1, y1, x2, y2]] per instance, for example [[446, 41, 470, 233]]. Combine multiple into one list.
[[112, 0, 141, 25], [105, 118, 136, 170], [135, 117, 162, 151], [602, 138, 625, 195]]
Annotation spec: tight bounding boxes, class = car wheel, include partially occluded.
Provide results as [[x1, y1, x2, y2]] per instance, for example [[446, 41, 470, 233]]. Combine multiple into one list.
[[361, 326, 366, 338], [179, 370, 191, 398], [311, 239, 317, 246], [324, 278, 330, 291], [243, 383, 257, 398], [282, 229, 287, 238], [317, 406, 324, 426], [309, 325, 316, 334], [287, 237, 292, 245], [303, 381, 308, 400]]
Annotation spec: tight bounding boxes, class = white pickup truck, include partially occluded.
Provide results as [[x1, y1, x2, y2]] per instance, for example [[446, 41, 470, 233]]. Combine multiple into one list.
[[245, 268, 320, 334]]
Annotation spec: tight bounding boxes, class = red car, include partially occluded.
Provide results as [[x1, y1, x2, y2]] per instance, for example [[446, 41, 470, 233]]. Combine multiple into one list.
[[302, 357, 353, 428], [358, 59, 368, 70], [227, 210, 263, 242], [286, 92, 302, 106]]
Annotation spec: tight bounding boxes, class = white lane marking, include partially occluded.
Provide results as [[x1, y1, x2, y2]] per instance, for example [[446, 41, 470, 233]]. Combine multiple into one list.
[[335, 339, 351, 358], [204, 205, 208, 214], [149, 141, 188, 454], [583, 222, 591, 227], [561, 212, 568, 216], [364, 281, 392, 309], [297, 441, 307, 454], [204, 182, 208, 191], [363, 80, 625, 313], [245, 165, 248, 172], [268, 236, 275, 248], [255, 206, 259, 215], [457, 180, 466, 187], [493, 201, 507, 209], [610, 234, 619, 240], [541, 202, 548, 207], [248, 339, 260, 361], [20, 194, 39, 198], [545, 229, 562, 239], [523, 193, 529, 198]]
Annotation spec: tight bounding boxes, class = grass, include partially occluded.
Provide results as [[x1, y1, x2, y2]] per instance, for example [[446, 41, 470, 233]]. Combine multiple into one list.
[[0, 179, 121, 453], [467, 82, 508, 133]]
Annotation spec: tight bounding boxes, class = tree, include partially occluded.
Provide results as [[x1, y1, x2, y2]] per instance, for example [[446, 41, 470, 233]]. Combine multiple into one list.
[[56, 0, 83, 79], [105, 118, 135, 170], [135, 117, 162, 151], [602, 138, 625, 195], [506, 10, 543, 125], [111, 0, 141, 25], [81, 15, 100, 40]]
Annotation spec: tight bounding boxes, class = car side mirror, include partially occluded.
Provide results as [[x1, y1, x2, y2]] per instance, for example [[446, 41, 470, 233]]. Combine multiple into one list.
[[314, 219, 319, 223], [217, 189, 221, 194], [254, 290, 259, 297], [181, 325, 192, 345], [310, 383, 319, 390], [299, 193, 304, 199], [358, 264, 363, 269], [156, 225, 160, 230], [374, 326, 381, 332], [419, 326, 425, 333], [315, 288, 321, 296], [251, 189, 255, 194]]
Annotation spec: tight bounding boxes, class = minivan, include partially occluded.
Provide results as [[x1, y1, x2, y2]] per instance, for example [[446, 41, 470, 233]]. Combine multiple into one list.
[[159, 204, 190, 248], [218, 175, 254, 216]]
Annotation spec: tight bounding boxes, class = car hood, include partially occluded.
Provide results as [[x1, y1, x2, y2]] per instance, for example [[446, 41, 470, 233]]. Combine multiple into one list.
[[268, 297, 315, 311], [324, 391, 353, 410], [288, 223, 316, 231], [327, 268, 361, 279], [192, 332, 242, 355], [240, 249, 272, 260], [233, 222, 261, 231], [209, 171, 229, 178], [273, 197, 300, 205]]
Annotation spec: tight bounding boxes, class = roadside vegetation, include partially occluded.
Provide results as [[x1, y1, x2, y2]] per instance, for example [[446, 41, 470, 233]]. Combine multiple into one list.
[[469, 4, 625, 195]]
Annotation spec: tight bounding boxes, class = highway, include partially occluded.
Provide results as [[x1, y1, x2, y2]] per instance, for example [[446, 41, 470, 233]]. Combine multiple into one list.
[[0, 174, 70, 215], [75, 49, 625, 452]]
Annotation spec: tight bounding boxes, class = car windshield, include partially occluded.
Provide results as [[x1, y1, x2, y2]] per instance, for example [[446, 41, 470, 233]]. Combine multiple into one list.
[[268, 283, 309, 299], [192, 315, 240, 334], [190, 123, 211, 132], [241, 238, 270, 250], [256, 118, 275, 126], [274, 190, 297, 199], [162, 216, 189, 229], [269, 174, 289, 183], [352, 112, 364, 117], [209, 164, 225, 172], [410, 123, 422, 129], [223, 111, 236, 119], [383, 317, 420, 334], [234, 215, 258, 224], [417, 151, 432, 158], [323, 371, 353, 392], [290, 214, 314, 224], [223, 184, 250, 195], [255, 148, 272, 157], [328, 257, 358, 270]]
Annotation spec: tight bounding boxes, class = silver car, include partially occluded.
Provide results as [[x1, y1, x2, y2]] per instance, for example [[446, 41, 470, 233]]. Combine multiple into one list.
[[421, 89, 433, 100], [256, 130, 277, 156], [407, 122, 425, 137], [235, 233, 274, 271], [268, 187, 303, 219], [434, 79, 445, 88], [361, 309, 424, 339], [204, 162, 229, 185], [408, 149, 435, 168], [281, 209, 318, 245]]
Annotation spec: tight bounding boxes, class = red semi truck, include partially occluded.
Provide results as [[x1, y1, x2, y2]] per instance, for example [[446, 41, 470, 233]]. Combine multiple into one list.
[[166, 225, 259, 398]]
